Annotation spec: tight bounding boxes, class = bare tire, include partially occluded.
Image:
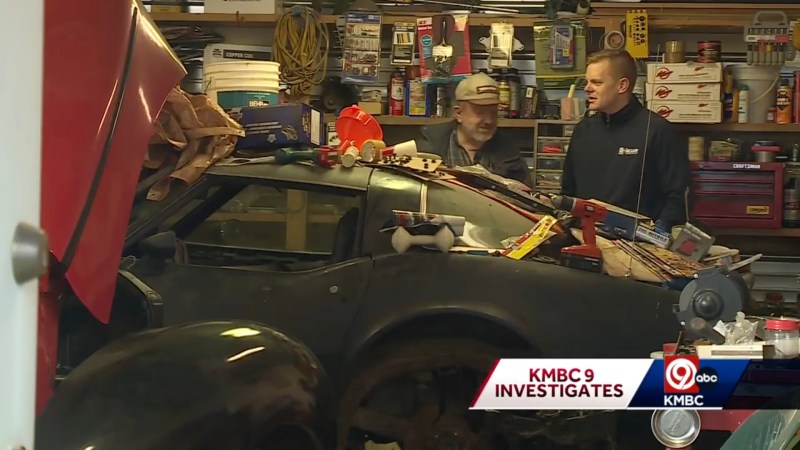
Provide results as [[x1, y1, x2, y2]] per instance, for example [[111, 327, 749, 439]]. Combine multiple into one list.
[[335, 338, 515, 450]]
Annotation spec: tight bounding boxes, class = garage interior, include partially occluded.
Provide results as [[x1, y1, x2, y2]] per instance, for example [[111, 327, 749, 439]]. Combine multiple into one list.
[[30, 0, 800, 450]]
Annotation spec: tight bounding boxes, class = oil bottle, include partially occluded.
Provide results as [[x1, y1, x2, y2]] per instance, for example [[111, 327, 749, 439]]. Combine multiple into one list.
[[776, 78, 793, 125], [498, 70, 510, 118]]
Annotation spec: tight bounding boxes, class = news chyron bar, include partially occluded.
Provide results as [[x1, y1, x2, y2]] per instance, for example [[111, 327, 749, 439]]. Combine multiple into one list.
[[469, 357, 800, 410]]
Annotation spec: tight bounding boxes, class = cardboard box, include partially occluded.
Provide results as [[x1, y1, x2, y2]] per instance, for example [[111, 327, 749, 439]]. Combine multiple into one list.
[[203, 44, 273, 65], [648, 100, 723, 123], [229, 103, 324, 150], [645, 82, 722, 102], [358, 101, 383, 115], [647, 62, 724, 84], [592, 200, 653, 241], [204, 0, 276, 14]]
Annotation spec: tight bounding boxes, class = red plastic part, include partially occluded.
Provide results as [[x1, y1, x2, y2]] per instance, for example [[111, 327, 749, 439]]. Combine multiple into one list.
[[335, 105, 383, 150]]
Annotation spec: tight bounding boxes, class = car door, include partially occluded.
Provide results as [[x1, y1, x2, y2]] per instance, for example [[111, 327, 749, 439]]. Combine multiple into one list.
[[135, 182, 371, 368]]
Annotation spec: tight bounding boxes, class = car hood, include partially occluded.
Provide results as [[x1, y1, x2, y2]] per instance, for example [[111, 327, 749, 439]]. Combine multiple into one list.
[[41, 0, 186, 322]]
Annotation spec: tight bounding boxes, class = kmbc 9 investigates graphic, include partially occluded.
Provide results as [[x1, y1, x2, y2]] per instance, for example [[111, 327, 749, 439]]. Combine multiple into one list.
[[469, 358, 768, 410]]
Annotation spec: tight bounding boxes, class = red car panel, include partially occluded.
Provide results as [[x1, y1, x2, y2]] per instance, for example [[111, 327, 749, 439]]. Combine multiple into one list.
[[39, 0, 185, 411]]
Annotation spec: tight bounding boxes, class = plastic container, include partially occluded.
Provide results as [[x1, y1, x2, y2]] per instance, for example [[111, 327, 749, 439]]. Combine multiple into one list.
[[731, 65, 781, 124], [765, 318, 800, 358], [203, 60, 282, 109], [335, 105, 383, 150]]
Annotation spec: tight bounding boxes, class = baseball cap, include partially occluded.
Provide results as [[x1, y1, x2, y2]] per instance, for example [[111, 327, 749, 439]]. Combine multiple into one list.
[[455, 73, 499, 105]]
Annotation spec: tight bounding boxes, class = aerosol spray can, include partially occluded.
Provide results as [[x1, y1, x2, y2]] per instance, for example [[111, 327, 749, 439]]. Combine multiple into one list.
[[389, 69, 405, 116], [794, 71, 800, 124], [434, 85, 447, 118], [777, 78, 793, 125]]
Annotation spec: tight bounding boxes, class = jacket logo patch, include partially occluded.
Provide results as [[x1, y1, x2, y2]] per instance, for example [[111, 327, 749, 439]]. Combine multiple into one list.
[[618, 147, 639, 155]]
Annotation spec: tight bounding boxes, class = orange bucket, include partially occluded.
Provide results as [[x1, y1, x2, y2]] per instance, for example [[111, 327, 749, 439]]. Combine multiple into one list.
[[335, 105, 383, 150]]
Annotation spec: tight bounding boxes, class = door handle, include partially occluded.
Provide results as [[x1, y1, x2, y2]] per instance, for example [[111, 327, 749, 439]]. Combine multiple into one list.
[[11, 221, 49, 284]]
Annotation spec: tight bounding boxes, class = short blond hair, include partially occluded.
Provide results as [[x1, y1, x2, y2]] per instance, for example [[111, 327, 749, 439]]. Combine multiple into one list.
[[587, 49, 638, 92]]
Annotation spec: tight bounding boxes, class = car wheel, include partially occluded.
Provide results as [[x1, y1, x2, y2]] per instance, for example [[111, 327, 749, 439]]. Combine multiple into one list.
[[335, 338, 522, 450]]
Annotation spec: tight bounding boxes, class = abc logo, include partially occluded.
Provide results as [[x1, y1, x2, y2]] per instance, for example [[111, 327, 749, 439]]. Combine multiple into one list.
[[696, 367, 719, 389], [664, 356, 719, 393]]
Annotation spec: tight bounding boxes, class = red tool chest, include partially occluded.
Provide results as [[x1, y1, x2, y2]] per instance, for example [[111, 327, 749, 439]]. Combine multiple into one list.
[[690, 161, 784, 228]]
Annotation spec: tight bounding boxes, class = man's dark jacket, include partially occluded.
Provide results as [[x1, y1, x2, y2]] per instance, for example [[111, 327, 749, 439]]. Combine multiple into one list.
[[415, 121, 533, 187], [561, 96, 692, 230]]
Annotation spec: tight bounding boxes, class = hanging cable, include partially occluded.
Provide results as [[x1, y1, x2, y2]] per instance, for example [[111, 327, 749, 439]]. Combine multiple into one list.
[[274, 6, 330, 101]]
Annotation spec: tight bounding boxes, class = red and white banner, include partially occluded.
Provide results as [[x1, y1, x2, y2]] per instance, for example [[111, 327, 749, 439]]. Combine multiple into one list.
[[470, 359, 654, 410]]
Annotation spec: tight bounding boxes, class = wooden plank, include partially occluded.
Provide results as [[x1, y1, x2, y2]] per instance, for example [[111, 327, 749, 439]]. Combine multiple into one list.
[[285, 189, 308, 251]]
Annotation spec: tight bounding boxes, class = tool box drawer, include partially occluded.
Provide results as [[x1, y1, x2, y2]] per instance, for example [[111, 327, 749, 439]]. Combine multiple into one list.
[[693, 195, 777, 218], [537, 139, 568, 154], [536, 171, 562, 189], [536, 154, 565, 171], [690, 161, 784, 228]]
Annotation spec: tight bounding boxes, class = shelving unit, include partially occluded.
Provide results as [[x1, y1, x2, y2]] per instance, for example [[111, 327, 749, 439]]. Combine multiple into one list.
[[322, 114, 800, 132], [147, 3, 800, 247], [149, 3, 800, 33]]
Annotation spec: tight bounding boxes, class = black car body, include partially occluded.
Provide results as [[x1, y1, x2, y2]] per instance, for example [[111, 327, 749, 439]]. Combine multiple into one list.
[[120, 162, 681, 371], [55, 160, 687, 448]]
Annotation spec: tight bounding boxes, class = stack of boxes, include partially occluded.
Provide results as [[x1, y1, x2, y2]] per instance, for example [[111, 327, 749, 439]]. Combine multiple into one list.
[[645, 61, 725, 123]]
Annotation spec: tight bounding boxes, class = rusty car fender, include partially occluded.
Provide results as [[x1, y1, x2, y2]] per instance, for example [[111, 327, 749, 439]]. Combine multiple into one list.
[[35, 321, 334, 450], [341, 252, 681, 365]]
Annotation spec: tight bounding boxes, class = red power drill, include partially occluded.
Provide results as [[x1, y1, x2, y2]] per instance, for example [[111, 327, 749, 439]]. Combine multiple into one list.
[[551, 195, 608, 273]]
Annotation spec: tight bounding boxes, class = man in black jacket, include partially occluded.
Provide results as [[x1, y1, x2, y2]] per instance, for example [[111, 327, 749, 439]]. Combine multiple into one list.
[[415, 73, 533, 186], [561, 49, 691, 232]]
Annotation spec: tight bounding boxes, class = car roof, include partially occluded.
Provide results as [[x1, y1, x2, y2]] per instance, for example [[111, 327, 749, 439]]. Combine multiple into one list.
[[206, 161, 375, 191]]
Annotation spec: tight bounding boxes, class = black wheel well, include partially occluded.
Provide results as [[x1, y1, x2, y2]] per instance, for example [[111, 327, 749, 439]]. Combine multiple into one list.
[[57, 274, 152, 374], [356, 312, 540, 361]]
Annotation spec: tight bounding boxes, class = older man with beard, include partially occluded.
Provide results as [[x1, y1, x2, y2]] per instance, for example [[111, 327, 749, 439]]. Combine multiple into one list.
[[415, 73, 532, 186]]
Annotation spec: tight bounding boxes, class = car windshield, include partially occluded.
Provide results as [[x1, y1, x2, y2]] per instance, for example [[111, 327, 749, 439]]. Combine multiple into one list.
[[426, 181, 536, 249]]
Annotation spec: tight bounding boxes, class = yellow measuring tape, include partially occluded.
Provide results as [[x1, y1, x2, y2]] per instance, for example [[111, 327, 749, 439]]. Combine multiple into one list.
[[502, 215, 558, 260]]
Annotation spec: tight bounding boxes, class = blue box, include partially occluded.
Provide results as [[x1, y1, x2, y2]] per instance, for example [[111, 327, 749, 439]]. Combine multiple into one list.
[[229, 103, 325, 150]]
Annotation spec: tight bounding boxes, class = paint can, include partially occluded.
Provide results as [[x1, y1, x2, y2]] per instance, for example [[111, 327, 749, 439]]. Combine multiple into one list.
[[697, 41, 721, 63], [664, 40, 685, 63]]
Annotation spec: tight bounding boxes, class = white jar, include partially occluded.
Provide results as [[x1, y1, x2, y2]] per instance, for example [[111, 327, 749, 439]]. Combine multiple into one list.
[[765, 318, 800, 359]]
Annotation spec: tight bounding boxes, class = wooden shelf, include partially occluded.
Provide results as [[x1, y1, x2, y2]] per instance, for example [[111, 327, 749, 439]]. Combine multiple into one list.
[[715, 228, 800, 238], [676, 123, 800, 133], [322, 115, 800, 132], [150, 3, 800, 31], [149, 12, 566, 26]]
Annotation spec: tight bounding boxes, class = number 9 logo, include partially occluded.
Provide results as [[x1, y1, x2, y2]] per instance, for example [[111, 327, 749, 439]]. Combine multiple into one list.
[[665, 358, 697, 391]]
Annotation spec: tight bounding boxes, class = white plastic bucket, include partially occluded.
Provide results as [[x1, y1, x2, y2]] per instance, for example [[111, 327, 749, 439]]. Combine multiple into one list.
[[730, 65, 781, 124], [203, 60, 281, 109]]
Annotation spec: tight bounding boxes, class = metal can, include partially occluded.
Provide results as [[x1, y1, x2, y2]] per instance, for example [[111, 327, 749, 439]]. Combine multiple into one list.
[[651, 410, 701, 448], [498, 74, 510, 119], [435, 85, 447, 118], [784, 162, 800, 227], [697, 41, 721, 63]]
